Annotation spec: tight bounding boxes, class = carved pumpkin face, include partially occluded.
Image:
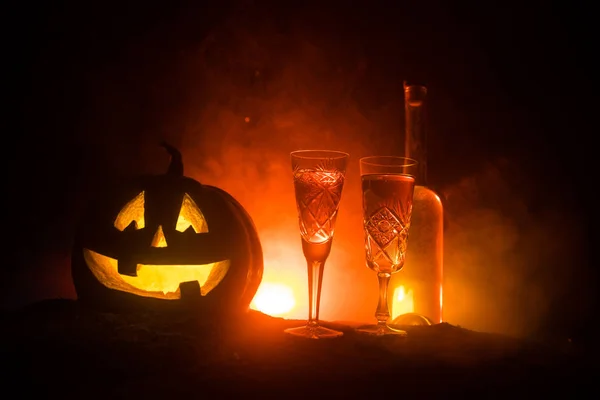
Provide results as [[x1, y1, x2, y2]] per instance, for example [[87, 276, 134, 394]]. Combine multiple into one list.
[[71, 143, 263, 316], [84, 190, 231, 299]]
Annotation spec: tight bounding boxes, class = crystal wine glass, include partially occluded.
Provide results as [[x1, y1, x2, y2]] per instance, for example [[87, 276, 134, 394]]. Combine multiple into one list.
[[357, 156, 418, 336], [285, 150, 349, 339]]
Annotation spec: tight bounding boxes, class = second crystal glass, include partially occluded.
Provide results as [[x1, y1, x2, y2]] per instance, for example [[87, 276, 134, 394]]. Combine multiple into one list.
[[285, 150, 349, 339], [357, 156, 418, 336]]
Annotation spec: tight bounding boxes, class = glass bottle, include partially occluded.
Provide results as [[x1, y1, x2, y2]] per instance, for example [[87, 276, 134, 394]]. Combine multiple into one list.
[[391, 82, 444, 325]]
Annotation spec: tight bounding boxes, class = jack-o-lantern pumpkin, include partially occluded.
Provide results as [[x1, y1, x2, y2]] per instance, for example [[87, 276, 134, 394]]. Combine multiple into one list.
[[71, 142, 263, 317]]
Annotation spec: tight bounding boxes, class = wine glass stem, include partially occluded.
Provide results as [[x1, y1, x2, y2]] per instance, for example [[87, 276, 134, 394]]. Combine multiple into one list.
[[307, 260, 325, 327], [375, 272, 392, 327]]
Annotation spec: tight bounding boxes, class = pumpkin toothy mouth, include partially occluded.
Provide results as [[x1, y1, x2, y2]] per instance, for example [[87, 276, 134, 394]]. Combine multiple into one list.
[[83, 249, 230, 299]]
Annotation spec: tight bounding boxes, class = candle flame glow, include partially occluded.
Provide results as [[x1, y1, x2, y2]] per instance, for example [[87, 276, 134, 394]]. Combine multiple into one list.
[[251, 282, 296, 316], [391, 285, 415, 320]]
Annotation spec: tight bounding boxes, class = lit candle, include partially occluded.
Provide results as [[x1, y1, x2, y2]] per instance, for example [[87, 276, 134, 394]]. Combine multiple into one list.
[[391, 285, 414, 320], [251, 282, 296, 317]]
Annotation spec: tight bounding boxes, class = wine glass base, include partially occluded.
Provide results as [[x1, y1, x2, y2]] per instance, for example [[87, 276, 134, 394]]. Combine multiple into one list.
[[355, 324, 407, 337], [284, 324, 344, 339], [391, 313, 433, 326]]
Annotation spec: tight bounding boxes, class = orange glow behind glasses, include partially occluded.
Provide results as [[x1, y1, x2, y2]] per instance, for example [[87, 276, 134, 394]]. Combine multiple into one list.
[[251, 282, 296, 316], [391, 285, 414, 320]]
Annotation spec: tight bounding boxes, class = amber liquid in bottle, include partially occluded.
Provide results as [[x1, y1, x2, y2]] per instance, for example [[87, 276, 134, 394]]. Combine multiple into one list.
[[391, 83, 444, 325]]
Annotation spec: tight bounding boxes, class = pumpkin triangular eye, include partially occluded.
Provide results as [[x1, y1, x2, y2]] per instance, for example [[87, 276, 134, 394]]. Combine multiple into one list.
[[175, 193, 208, 233], [114, 191, 145, 231]]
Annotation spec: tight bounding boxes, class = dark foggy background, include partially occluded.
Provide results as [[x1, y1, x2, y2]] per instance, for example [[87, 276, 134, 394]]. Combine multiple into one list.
[[6, 0, 595, 342]]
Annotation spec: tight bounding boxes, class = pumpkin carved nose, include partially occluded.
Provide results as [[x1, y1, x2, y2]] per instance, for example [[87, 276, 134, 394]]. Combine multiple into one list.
[[151, 225, 168, 248]]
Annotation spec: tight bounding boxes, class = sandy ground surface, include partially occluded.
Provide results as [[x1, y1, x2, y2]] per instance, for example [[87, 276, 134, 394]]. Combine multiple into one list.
[[2, 299, 594, 398]]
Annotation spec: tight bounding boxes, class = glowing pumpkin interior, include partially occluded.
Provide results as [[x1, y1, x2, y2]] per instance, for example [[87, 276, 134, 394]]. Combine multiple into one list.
[[83, 191, 230, 299]]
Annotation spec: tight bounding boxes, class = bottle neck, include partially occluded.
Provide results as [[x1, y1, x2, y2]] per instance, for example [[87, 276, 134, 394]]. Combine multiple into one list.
[[404, 83, 428, 186]]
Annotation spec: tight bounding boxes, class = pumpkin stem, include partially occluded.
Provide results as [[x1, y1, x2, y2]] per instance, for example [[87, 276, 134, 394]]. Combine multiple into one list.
[[160, 141, 184, 177]]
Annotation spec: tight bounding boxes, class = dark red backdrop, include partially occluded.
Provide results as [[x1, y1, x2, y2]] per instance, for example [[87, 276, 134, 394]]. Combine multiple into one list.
[[6, 0, 595, 343]]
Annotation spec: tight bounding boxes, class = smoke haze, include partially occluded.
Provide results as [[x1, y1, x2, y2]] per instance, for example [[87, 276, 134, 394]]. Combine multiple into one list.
[[8, 1, 593, 340]]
